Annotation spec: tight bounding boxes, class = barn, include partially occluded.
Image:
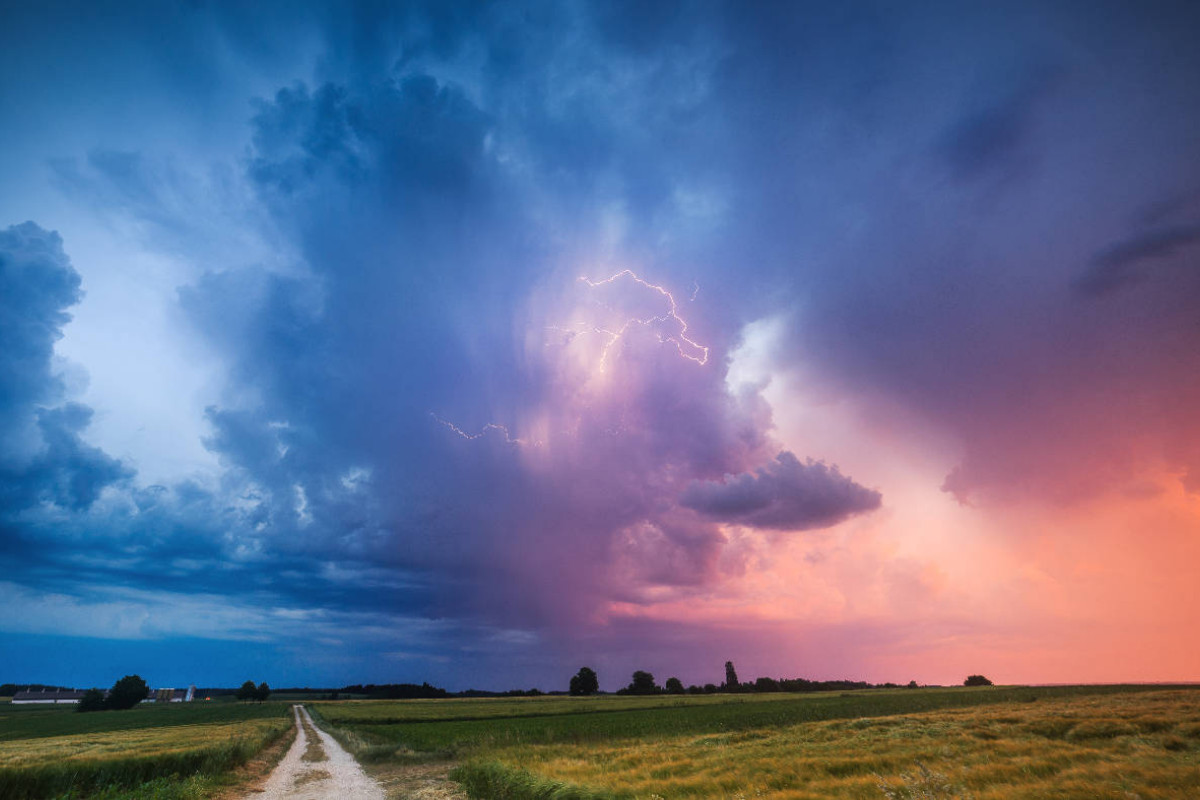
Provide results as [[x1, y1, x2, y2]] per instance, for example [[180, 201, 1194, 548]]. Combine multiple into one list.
[[12, 689, 86, 704]]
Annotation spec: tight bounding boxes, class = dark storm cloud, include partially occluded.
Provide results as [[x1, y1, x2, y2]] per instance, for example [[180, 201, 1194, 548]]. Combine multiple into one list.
[[165, 34, 846, 639], [0, 223, 131, 513], [681, 451, 881, 532], [19, 404, 131, 511], [170, 70, 569, 627], [0, 223, 81, 418]]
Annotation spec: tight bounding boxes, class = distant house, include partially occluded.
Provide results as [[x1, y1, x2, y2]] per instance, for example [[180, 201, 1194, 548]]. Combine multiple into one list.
[[147, 685, 196, 703], [12, 689, 86, 704]]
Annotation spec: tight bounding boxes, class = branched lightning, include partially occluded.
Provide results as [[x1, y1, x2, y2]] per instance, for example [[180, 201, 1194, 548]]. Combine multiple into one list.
[[434, 270, 706, 446], [577, 269, 709, 369], [430, 413, 540, 447]]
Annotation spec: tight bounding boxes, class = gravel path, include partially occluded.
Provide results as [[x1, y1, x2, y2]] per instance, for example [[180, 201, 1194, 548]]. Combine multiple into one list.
[[248, 705, 385, 800]]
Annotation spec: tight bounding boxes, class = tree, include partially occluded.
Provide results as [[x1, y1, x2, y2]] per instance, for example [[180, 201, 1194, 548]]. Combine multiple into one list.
[[963, 675, 994, 687], [569, 667, 599, 696], [627, 670, 660, 695], [907, 680, 919, 689], [753, 676, 780, 693], [106, 675, 149, 710], [723, 661, 739, 691], [236, 680, 258, 701], [256, 682, 271, 702], [77, 688, 106, 713], [664, 677, 684, 694]]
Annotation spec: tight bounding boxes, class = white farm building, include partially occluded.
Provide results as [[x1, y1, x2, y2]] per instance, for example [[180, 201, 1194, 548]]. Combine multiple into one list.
[[12, 690, 86, 704], [12, 684, 197, 704]]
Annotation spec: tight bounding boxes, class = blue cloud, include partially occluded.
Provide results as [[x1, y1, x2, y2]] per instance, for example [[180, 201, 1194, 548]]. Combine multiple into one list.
[[0, 222, 81, 420], [0, 223, 131, 514]]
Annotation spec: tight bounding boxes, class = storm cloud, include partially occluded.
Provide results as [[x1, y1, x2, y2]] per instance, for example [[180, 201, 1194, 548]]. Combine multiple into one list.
[[0, 223, 130, 514], [682, 452, 881, 532]]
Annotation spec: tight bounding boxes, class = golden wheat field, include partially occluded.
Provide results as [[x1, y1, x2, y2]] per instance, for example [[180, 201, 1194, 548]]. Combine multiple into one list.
[[473, 690, 1200, 800], [0, 718, 285, 768], [0, 704, 292, 800]]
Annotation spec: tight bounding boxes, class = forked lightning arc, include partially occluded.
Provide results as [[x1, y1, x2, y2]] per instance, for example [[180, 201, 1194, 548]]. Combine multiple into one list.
[[574, 269, 709, 370], [435, 269, 708, 443], [429, 413, 534, 445]]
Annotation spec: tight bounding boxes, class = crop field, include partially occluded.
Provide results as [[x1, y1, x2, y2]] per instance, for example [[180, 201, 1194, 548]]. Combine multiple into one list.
[[310, 685, 1171, 753], [0, 700, 287, 742], [314, 693, 803, 726], [0, 702, 291, 800], [312, 686, 1200, 800]]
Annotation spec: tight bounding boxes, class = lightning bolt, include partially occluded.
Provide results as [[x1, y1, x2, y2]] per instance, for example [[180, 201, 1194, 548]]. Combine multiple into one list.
[[430, 413, 539, 446], [434, 271, 707, 446], [577, 269, 709, 369]]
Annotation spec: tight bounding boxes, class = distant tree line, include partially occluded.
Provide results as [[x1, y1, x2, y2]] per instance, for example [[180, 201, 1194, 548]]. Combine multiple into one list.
[[209, 665, 992, 699], [235, 680, 272, 701], [13, 665, 993, 706], [594, 662, 988, 696]]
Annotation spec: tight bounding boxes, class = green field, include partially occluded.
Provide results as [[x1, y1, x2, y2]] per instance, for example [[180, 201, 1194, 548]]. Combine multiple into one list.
[[0, 701, 292, 800], [0, 700, 287, 742], [310, 686, 1200, 800]]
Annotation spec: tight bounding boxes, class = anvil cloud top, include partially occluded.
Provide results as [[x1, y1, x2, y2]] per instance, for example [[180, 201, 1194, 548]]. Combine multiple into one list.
[[2, 0, 1198, 689]]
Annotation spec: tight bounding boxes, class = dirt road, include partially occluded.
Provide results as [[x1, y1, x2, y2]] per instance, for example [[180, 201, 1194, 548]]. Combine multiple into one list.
[[248, 705, 385, 800]]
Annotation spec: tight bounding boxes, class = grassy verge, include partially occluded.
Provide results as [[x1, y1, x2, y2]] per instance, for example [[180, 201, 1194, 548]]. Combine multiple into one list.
[[51, 773, 225, 800]]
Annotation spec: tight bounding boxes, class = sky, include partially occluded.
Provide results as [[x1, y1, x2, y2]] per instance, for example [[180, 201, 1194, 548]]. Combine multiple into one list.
[[1, 0, 1198, 692]]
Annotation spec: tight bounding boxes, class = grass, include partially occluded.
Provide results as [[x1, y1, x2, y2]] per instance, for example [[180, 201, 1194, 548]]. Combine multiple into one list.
[[0, 702, 292, 800], [311, 686, 1200, 799], [58, 773, 225, 800], [300, 713, 328, 763]]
